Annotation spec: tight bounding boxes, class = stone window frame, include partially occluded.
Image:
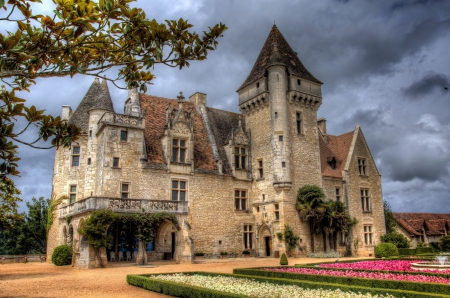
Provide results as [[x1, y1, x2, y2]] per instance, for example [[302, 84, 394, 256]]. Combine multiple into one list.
[[120, 130, 128, 142], [243, 224, 254, 250], [112, 157, 120, 168], [121, 182, 130, 199], [358, 157, 367, 176], [295, 111, 303, 135], [234, 189, 248, 211], [171, 138, 187, 163], [335, 187, 341, 202], [72, 146, 80, 167], [87, 157, 91, 165], [257, 159, 264, 179], [363, 224, 374, 246], [69, 185, 77, 204], [234, 146, 247, 170], [360, 188, 372, 213], [274, 203, 280, 221], [171, 178, 188, 201]]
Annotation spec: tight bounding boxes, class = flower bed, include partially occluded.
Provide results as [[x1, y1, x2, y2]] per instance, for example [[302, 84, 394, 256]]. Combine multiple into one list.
[[264, 267, 450, 284], [320, 260, 450, 274], [148, 273, 396, 298]]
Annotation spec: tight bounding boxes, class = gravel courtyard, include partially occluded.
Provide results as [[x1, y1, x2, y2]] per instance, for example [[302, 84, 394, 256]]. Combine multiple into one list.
[[0, 257, 367, 298]]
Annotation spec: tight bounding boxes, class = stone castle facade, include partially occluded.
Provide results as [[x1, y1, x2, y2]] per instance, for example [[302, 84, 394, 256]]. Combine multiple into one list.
[[47, 26, 385, 268]]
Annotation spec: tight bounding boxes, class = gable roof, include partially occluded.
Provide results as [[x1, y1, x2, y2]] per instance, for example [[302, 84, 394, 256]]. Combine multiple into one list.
[[319, 131, 354, 178], [237, 25, 322, 92], [69, 79, 114, 132], [393, 213, 450, 236], [139, 94, 237, 174]]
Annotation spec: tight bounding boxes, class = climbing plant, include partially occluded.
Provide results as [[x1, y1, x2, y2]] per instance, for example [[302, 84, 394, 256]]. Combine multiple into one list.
[[46, 195, 66, 236], [278, 224, 300, 256]]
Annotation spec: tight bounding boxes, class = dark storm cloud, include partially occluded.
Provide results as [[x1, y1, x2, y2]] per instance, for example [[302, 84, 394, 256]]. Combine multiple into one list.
[[403, 72, 450, 98]]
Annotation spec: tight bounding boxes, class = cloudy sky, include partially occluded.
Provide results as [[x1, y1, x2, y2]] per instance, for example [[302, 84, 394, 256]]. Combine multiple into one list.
[[7, 0, 450, 213]]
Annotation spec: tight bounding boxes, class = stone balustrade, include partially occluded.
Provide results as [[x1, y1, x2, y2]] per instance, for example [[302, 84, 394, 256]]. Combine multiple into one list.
[[58, 197, 188, 218]]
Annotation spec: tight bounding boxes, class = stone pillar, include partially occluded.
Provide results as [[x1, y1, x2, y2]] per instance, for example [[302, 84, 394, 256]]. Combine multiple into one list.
[[128, 88, 141, 117]]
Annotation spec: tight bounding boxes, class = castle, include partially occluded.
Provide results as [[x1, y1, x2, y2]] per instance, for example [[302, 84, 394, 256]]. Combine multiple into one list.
[[47, 26, 385, 268]]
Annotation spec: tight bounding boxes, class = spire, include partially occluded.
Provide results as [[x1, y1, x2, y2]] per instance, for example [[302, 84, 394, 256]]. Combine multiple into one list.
[[69, 78, 114, 132], [237, 26, 322, 91]]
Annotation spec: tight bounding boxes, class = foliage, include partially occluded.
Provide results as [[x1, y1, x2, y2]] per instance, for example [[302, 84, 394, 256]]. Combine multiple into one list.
[[374, 243, 399, 258], [276, 232, 283, 241], [441, 236, 450, 252], [46, 195, 65, 236], [296, 184, 326, 253], [0, 0, 227, 182], [194, 252, 204, 256], [78, 209, 116, 250], [381, 232, 411, 248], [0, 177, 22, 229], [383, 201, 397, 234], [0, 196, 49, 254], [279, 253, 288, 265], [220, 251, 227, 256], [306, 251, 342, 258], [429, 242, 441, 252], [51, 244, 72, 266], [398, 248, 417, 256], [277, 225, 299, 256], [416, 247, 434, 254], [65, 215, 72, 226], [417, 242, 425, 248]]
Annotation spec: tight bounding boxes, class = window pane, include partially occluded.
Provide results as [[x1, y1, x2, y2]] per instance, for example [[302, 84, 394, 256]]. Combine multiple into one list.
[[180, 140, 185, 147], [180, 181, 186, 189], [235, 190, 240, 197], [179, 191, 185, 201], [241, 156, 246, 169], [249, 226, 252, 231], [235, 199, 240, 210], [241, 148, 245, 154], [180, 149, 185, 162], [173, 139, 178, 146], [120, 131, 128, 141], [241, 199, 246, 210], [70, 185, 76, 192], [235, 156, 239, 168], [235, 147, 239, 154], [121, 192, 128, 199], [172, 181, 178, 189], [172, 190, 178, 201], [241, 191, 246, 197], [243, 225, 247, 231], [122, 184, 128, 191], [70, 194, 76, 203], [72, 156, 79, 166], [259, 160, 262, 167], [244, 234, 248, 249], [172, 148, 178, 162], [73, 147, 80, 154], [113, 158, 119, 167]]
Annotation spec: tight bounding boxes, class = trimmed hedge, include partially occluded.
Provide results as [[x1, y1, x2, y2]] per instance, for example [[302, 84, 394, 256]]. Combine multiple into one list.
[[398, 248, 416, 256], [233, 268, 450, 296], [375, 243, 398, 258], [51, 245, 72, 266], [280, 253, 288, 265], [128, 271, 450, 298], [417, 247, 434, 254]]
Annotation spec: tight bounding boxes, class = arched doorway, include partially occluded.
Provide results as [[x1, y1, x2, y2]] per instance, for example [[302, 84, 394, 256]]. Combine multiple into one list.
[[259, 225, 272, 257], [106, 221, 140, 262], [156, 221, 178, 261]]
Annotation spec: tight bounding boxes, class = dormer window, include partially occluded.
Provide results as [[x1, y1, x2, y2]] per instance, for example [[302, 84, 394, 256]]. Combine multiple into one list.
[[172, 139, 186, 163], [328, 157, 336, 170], [235, 147, 246, 169]]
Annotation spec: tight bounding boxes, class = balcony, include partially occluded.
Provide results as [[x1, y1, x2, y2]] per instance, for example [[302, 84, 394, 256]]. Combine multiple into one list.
[[58, 197, 188, 219]]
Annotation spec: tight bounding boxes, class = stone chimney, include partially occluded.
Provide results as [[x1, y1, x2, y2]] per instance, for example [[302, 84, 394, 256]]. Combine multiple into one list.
[[318, 118, 327, 135], [62, 105, 72, 120], [127, 87, 141, 117], [189, 92, 207, 106]]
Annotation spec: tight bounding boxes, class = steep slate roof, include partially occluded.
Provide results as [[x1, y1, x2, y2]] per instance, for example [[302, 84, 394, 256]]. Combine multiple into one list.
[[237, 25, 322, 91], [69, 78, 114, 132], [319, 131, 354, 178], [206, 107, 242, 176], [393, 213, 450, 236], [139, 94, 217, 173]]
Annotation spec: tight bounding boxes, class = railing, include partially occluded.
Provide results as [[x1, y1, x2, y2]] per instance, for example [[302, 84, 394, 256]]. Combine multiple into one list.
[[58, 197, 188, 218], [97, 112, 143, 132]]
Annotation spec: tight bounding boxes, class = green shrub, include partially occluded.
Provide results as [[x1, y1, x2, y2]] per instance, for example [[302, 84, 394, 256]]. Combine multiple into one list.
[[374, 243, 398, 258], [380, 232, 411, 248], [429, 242, 441, 252], [417, 242, 425, 248], [398, 248, 416, 256], [220, 252, 228, 256], [242, 250, 250, 255], [194, 252, 204, 256], [441, 236, 450, 252], [416, 247, 434, 254], [51, 245, 72, 266], [280, 253, 288, 265]]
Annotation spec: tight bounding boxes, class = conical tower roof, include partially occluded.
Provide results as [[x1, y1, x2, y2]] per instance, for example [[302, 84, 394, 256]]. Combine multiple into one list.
[[237, 25, 322, 91], [69, 78, 114, 132]]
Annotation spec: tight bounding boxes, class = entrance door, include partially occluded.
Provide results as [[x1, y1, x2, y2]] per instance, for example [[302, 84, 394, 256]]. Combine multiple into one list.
[[171, 232, 176, 260], [265, 237, 271, 257]]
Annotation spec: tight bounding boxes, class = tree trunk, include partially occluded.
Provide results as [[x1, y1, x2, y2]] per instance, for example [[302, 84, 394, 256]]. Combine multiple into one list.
[[309, 218, 315, 253], [329, 233, 334, 252], [332, 231, 338, 252], [95, 247, 105, 267], [322, 232, 327, 252]]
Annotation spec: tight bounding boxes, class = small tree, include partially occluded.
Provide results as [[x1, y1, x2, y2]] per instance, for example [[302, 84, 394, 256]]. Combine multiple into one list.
[[78, 209, 117, 267], [280, 253, 288, 266], [381, 232, 411, 248], [441, 236, 450, 252], [383, 201, 397, 234], [277, 225, 300, 257]]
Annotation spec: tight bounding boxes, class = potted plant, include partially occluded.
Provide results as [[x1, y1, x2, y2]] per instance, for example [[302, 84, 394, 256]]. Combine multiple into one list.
[[219, 252, 228, 259], [242, 250, 251, 258], [194, 252, 204, 260]]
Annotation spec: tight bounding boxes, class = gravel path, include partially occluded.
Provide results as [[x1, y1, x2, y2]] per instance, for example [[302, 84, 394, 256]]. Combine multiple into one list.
[[0, 257, 368, 298]]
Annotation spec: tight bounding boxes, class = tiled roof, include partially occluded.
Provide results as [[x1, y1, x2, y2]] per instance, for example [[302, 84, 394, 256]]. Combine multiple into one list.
[[69, 79, 114, 132], [319, 131, 354, 178], [206, 107, 241, 176], [139, 94, 216, 172], [237, 25, 321, 92], [393, 213, 450, 236]]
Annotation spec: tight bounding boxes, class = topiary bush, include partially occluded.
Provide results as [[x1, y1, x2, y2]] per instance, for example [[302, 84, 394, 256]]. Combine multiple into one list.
[[441, 236, 450, 252], [374, 243, 398, 258], [280, 253, 288, 265], [51, 245, 72, 266]]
